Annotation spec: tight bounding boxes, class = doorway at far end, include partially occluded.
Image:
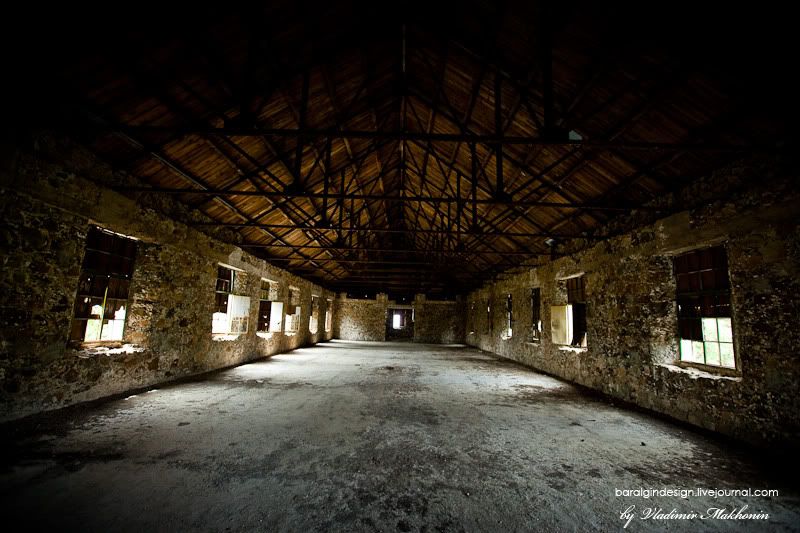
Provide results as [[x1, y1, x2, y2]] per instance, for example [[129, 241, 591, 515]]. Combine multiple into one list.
[[387, 308, 414, 340]]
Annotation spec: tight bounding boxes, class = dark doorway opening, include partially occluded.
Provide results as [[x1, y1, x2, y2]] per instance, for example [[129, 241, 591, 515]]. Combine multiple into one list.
[[387, 308, 414, 340]]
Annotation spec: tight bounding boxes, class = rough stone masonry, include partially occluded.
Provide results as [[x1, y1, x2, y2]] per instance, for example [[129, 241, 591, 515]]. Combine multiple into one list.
[[467, 154, 800, 448], [2, 131, 799, 454], [334, 293, 464, 343], [0, 133, 334, 421]]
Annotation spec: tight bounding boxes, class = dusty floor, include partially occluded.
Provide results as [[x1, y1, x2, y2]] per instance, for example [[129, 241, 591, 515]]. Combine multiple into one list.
[[1, 341, 798, 532]]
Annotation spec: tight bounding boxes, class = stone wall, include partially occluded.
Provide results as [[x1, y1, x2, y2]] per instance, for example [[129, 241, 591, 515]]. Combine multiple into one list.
[[333, 294, 388, 341], [0, 134, 334, 422], [412, 295, 465, 344], [466, 156, 800, 448], [334, 293, 467, 344]]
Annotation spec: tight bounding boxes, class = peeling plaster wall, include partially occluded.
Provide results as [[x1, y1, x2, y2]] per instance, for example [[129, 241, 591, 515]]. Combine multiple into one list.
[[0, 134, 334, 422], [466, 156, 800, 448]]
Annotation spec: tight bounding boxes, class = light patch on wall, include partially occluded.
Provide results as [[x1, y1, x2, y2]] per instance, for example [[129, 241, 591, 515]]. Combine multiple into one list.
[[269, 301, 284, 332], [551, 305, 572, 345]]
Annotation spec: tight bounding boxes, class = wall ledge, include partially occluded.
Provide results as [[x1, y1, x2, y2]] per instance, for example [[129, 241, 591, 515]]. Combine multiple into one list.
[[212, 334, 241, 342], [75, 343, 146, 358], [557, 346, 588, 354], [655, 363, 743, 382]]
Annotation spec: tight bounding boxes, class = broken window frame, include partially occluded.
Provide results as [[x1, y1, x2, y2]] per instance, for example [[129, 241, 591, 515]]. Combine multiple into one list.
[[257, 299, 272, 333], [673, 245, 736, 370], [566, 276, 587, 347], [212, 264, 249, 336], [324, 298, 333, 332], [214, 265, 236, 315], [257, 279, 280, 333], [467, 301, 476, 335], [503, 293, 513, 339], [69, 225, 138, 344], [309, 295, 320, 334], [284, 288, 302, 333], [529, 287, 542, 342]]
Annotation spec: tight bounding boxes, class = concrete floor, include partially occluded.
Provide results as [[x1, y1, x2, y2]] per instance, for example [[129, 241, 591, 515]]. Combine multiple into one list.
[[1, 341, 798, 532]]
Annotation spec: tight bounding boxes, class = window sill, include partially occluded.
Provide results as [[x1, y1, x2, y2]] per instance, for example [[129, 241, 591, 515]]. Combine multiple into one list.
[[557, 345, 588, 353], [284, 332, 298, 337], [74, 343, 145, 357], [72, 340, 123, 349], [212, 333, 242, 342], [525, 341, 541, 346], [256, 331, 275, 340], [657, 362, 742, 381]]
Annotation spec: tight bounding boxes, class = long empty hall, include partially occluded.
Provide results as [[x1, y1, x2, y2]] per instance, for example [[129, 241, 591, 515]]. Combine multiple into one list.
[[1, 1, 799, 531]]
